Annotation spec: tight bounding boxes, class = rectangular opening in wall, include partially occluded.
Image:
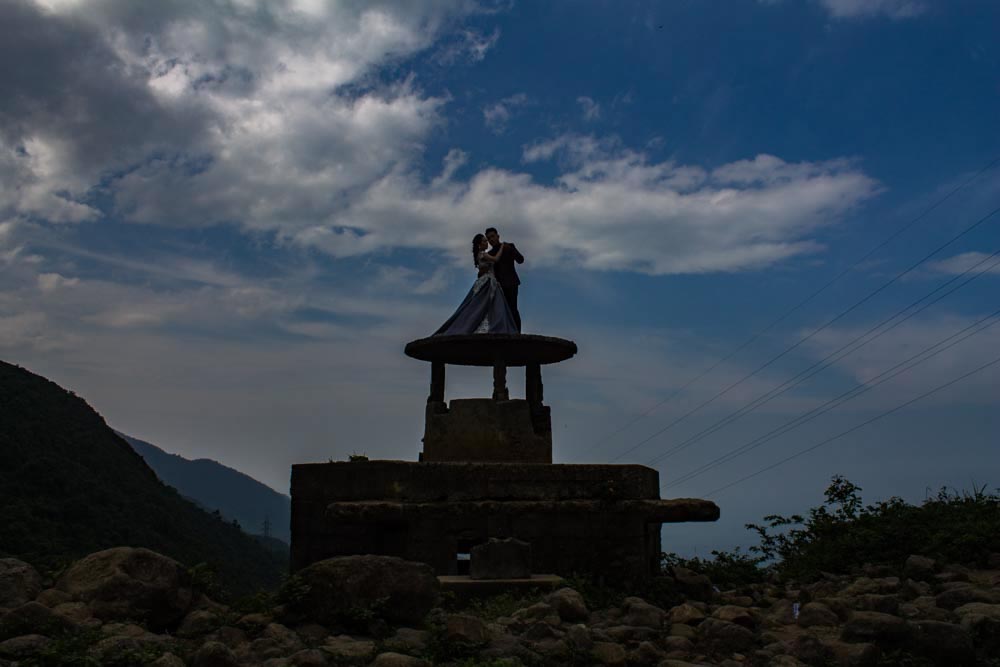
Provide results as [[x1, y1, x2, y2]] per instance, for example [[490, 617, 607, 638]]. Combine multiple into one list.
[[456, 538, 479, 575]]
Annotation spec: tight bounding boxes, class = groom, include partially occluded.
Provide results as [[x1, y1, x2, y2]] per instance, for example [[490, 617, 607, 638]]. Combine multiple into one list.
[[485, 226, 524, 332]]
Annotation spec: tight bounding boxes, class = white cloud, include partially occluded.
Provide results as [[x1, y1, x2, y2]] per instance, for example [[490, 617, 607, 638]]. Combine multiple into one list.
[[1, 2, 881, 279], [759, 0, 927, 19], [482, 93, 530, 134], [436, 27, 501, 64], [37, 273, 80, 292], [804, 314, 1000, 408], [577, 96, 601, 122], [315, 136, 880, 275], [1, 0, 488, 230], [818, 0, 927, 19], [928, 252, 1000, 276]]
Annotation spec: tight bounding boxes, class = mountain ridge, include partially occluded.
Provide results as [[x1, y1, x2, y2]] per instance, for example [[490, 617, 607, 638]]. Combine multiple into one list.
[[0, 359, 285, 596], [119, 432, 291, 544]]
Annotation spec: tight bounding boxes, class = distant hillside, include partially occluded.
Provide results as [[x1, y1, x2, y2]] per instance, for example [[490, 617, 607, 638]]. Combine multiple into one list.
[[120, 433, 291, 544], [0, 360, 286, 597]]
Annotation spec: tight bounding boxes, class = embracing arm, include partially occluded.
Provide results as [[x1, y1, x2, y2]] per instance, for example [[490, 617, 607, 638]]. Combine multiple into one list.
[[508, 243, 524, 264], [481, 244, 505, 262]]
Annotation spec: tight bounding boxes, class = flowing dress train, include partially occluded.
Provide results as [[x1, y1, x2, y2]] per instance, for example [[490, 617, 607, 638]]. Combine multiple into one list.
[[434, 252, 519, 335]]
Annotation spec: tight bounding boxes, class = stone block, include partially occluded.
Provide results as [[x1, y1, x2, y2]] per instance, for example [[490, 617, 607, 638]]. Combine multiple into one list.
[[470, 538, 532, 579], [423, 399, 551, 463]]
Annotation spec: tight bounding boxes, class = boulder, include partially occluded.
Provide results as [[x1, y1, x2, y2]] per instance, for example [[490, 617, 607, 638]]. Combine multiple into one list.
[[512, 601, 561, 626], [479, 633, 540, 664], [590, 640, 627, 666], [177, 609, 224, 638], [150, 653, 186, 667], [287, 649, 328, 667], [853, 594, 899, 615], [669, 602, 706, 625], [826, 640, 879, 667], [192, 640, 241, 667], [796, 601, 839, 628], [35, 589, 71, 608], [669, 622, 697, 639], [545, 587, 589, 622], [911, 620, 975, 666], [628, 640, 665, 665], [370, 653, 430, 667], [249, 623, 305, 660], [712, 605, 755, 629], [936, 586, 997, 610], [766, 598, 797, 625], [670, 566, 713, 601], [0, 601, 74, 640], [530, 636, 570, 660], [788, 635, 831, 665], [564, 623, 592, 652], [621, 597, 666, 629], [469, 538, 531, 579], [290, 556, 438, 626], [954, 602, 1000, 621], [443, 613, 489, 645], [604, 624, 658, 642], [0, 561, 42, 609], [841, 611, 914, 647], [382, 627, 429, 655], [0, 634, 51, 660], [903, 555, 937, 580], [319, 635, 376, 665], [55, 547, 194, 629], [697, 617, 756, 654]]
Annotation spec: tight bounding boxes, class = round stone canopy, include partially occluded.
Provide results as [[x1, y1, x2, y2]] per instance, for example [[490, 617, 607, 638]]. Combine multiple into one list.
[[404, 334, 577, 367]]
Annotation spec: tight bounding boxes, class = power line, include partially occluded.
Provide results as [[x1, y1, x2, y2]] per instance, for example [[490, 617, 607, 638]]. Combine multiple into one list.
[[644, 248, 1000, 467], [667, 305, 1000, 488], [705, 353, 1000, 498], [581, 156, 1000, 459], [612, 203, 1000, 462]]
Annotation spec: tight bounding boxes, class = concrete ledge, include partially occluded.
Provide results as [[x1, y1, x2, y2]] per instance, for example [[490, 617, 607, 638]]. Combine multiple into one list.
[[292, 460, 662, 502], [438, 574, 564, 601], [324, 498, 720, 523]]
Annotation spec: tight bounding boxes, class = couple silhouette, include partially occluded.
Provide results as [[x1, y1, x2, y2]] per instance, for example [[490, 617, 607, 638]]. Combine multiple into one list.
[[434, 226, 524, 336]]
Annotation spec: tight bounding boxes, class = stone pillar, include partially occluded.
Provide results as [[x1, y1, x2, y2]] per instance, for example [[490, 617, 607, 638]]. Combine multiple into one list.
[[492, 360, 509, 401], [429, 361, 445, 403], [525, 363, 543, 407]]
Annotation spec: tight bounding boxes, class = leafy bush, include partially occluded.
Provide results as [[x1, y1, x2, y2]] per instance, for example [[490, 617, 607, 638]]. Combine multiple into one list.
[[663, 475, 1000, 587], [661, 548, 767, 590], [747, 475, 1000, 581]]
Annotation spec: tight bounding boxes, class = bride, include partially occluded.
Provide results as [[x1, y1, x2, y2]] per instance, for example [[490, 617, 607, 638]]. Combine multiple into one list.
[[434, 233, 519, 335]]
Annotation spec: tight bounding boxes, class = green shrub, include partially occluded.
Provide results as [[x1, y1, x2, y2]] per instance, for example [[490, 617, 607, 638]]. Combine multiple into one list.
[[747, 475, 1000, 581], [662, 548, 767, 590], [464, 590, 546, 620], [658, 475, 1000, 587]]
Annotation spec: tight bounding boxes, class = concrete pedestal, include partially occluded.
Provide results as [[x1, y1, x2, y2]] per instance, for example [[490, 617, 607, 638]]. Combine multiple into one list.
[[422, 398, 551, 463], [290, 461, 719, 584]]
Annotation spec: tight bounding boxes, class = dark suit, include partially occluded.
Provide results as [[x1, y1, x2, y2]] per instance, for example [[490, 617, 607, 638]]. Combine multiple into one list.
[[489, 242, 524, 332]]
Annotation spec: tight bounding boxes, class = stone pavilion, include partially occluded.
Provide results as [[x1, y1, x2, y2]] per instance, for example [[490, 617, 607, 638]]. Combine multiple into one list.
[[290, 333, 719, 583]]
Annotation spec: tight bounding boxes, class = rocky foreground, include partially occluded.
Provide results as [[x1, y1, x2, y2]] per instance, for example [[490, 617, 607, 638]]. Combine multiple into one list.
[[2, 548, 1000, 666]]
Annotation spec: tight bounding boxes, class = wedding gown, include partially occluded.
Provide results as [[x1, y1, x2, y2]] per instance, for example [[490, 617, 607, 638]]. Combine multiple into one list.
[[434, 251, 519, 335]]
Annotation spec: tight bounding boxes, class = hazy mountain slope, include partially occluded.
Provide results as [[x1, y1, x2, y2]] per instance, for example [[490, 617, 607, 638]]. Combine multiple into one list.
[[120, 433, 291, 544], [0, 360, 285, 596]]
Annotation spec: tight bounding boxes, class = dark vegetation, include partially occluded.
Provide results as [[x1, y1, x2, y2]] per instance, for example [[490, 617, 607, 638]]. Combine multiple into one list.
[[664, 474, 1000, 589], [121, 432, 291, 544], [0, 360, 285, 598]]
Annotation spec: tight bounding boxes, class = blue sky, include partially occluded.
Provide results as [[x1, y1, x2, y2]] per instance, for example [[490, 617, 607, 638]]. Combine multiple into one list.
[[1, 0, 998, 555]]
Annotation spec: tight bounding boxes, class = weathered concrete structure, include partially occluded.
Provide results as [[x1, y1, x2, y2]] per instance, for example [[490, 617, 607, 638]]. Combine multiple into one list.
[[291, 333, 720, 583]]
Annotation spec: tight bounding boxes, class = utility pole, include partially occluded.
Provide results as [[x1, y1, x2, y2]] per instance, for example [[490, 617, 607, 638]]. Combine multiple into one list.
[[262, 516, 271, 539]]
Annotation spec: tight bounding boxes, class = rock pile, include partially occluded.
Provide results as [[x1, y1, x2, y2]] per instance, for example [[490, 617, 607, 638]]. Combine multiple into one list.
[[2, 548, 999, 666]]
